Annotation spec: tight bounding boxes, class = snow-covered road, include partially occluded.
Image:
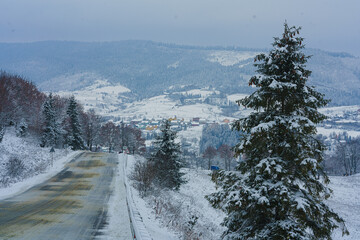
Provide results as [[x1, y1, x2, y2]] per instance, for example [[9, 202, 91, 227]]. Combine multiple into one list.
[[0, 152, 132, 240]]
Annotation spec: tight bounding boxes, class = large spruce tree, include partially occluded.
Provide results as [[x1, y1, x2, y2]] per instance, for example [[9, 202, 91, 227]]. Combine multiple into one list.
[[150, 120, 185, 190], [66, 96, 85, 150], [207, 23, 348, 239]]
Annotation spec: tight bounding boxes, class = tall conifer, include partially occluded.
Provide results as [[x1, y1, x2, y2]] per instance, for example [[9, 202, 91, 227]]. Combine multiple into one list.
[[207, 23, 348, 240]]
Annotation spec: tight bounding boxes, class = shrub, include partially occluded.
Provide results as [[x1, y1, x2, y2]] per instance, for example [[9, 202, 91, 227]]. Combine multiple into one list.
[[130, 159, 156, 197], [6, 156, 25, 178]]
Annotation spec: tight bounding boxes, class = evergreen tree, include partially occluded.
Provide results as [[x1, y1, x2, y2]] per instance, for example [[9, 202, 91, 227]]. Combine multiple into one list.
[[66, 96, 85, 150], [41, 93, 60, 147], [150, 120, 185, 190], [207, 23, 348, 240]]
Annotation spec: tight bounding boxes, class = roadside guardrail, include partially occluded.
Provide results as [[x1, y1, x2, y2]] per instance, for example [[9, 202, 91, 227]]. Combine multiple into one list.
[[122, 154, 153, 240]]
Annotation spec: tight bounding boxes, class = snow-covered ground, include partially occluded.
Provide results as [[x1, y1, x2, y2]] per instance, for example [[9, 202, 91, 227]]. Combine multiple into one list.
[[126, 155, 226, 240], [328, 174, 360, 239], [0, 127, 78, 200]]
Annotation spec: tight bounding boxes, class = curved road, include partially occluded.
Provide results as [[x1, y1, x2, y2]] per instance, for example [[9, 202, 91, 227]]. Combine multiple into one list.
[[0, 152, 132, 240]]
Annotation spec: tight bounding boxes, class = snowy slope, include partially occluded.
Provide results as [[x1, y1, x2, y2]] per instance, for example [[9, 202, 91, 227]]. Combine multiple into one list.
[[57, 79, 131, 115], [0, 128, 77, 199]]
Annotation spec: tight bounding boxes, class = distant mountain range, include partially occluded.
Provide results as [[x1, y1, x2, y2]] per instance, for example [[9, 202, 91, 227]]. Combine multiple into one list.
[[0, 40, 359, 106]]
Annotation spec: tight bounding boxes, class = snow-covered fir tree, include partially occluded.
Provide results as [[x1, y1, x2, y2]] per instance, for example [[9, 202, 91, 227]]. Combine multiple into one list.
[[65, 96, 85, 150], [150, 119, 185, 190], [207, 23, 348, 240], [41, 93, 60, 147]]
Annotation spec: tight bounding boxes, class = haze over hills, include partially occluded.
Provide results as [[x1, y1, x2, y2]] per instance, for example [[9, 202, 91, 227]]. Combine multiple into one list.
[[0, 40, 359, 106]]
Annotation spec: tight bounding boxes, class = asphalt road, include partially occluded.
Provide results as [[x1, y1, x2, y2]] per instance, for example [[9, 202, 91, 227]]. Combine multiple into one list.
[[0, 152, 132, 240]]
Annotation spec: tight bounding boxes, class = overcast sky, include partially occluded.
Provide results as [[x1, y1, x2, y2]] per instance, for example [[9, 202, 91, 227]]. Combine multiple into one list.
[[1, 0, 359, 56]]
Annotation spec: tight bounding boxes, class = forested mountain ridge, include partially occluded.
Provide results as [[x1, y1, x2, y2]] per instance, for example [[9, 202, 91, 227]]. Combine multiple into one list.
[[0, 40, 359, 105]]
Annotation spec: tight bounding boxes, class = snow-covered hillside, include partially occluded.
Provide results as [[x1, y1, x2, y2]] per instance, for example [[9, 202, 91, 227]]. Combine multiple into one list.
[[207, 51, 259, 66], [57, 79, 131, 115]]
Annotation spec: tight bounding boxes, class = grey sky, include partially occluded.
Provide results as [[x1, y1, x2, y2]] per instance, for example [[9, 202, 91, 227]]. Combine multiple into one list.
[[1, 0, 359, 56]]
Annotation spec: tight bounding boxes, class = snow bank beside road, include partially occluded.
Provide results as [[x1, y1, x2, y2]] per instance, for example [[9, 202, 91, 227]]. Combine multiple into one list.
[[0, 127, 79, 200], [100, 153, 132, 240], [0, 150, 79, 200]]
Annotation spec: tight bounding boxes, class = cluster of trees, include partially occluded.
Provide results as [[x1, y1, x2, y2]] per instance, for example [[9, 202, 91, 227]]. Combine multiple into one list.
[[0, 72, 145, 153], [0, 72, 45, 134], [98, 121, 145, 154], [324, 137, 360, 176], [199, 123, 240, 153], [315, 132, 360, 176], [202, 144, 234, 171]]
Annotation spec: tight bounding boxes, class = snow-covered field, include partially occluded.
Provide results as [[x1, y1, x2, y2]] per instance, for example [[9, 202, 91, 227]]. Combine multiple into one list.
[[0, 127, 78, 199]]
